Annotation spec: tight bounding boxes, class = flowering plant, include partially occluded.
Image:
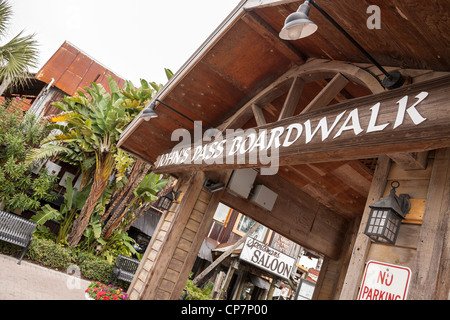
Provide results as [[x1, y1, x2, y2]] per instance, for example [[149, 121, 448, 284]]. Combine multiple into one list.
[[85, 282, 129, 300]]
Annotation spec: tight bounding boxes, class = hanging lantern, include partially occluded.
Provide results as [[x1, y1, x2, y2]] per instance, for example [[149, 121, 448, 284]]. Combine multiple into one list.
[[364, 181, 411, 245], [157, 189, 180, 211]]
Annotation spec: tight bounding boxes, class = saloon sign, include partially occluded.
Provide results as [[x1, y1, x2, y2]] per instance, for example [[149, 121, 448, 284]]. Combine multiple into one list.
[[358, 260, 411, 300], [240, 237, 296, 280]]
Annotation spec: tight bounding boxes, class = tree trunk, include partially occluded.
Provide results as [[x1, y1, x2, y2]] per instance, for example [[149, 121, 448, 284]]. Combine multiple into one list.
[[100, 158, 150, 224], [121, 175, 176, 233], [67, 153, 114, 246], [101, 158, 151, 237]]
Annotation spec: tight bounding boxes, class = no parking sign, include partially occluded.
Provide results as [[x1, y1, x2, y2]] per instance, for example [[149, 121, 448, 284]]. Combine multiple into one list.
[[358, 260, 411, 300]]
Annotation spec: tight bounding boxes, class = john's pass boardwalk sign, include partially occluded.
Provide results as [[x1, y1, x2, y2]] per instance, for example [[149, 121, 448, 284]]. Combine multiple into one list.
[[154, 75, 450, 175]]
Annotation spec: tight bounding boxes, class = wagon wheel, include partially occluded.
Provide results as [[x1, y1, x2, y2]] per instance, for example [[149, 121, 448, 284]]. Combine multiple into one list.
[[218, 59, 385, 131]]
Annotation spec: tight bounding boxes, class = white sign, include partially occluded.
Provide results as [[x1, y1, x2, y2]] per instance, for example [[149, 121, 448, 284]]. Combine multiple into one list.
[[240, 237, 296, 280], [358, 260, 411, 300]]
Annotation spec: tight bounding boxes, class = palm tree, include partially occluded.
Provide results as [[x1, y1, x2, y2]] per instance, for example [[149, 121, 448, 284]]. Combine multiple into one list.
[[0, 0, 39, 93]]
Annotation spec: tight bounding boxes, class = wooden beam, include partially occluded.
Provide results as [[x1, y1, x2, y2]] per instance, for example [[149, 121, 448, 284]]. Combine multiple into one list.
[[169, 170, 232, 299], [278, 76, 305, 120], [339, 155, 392, 300], [244, 0, 299, 10], [221, 173, 347, 259], [252, 104, 267, 126], [408, 148, 450, 299], [387, 151, 428, 170], [301, 73, 349, 114], [154, 75, 450, 174]]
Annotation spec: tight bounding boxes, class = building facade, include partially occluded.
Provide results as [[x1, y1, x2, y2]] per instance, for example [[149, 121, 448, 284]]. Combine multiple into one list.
[[118, 0, 449, 300]]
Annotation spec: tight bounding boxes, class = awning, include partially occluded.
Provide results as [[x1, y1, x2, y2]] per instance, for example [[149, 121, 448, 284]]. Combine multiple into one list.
[[250, 275, 270, 290], [198, 238, 219, 262]]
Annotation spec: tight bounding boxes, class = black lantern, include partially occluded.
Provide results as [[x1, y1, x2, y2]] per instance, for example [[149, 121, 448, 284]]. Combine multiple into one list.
[[157, 189, 180, 211], [364, 181, 411, 245]]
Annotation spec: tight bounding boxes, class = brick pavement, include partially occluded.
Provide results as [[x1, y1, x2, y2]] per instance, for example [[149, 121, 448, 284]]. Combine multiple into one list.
[[0, 253, 91, 300]]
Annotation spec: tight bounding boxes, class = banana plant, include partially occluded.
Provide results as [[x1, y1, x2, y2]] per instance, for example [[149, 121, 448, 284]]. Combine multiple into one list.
[[29, 176, 90, 244], [29, 76, 144, 246]]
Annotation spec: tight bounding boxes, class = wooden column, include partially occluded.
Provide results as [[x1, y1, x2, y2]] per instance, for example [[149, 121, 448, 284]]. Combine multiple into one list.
[[339, 155, 392, 299], [128, 170, 229, 300], [408, 148, 450, 299]]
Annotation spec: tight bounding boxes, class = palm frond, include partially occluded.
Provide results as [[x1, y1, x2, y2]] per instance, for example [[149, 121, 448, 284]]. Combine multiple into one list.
[[0, 0, 12, 38], [25, 144, 74, 165], [0, 30, 39, 88]]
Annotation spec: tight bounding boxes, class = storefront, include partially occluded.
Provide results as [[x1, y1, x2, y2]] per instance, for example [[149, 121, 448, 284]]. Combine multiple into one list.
[[117, 0, 449, 300]]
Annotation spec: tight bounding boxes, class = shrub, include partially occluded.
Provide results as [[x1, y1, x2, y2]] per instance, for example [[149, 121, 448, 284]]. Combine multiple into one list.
[[75, 251, 113, 284], [183, 278, 213, 300], [26, 238, 73, 269], [0, 238, 114, 283]]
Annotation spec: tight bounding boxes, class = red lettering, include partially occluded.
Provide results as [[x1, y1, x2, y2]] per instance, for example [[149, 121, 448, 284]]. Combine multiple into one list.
[[377, 271, 394, 286], [367, 288, 373, 299], [362, 286, 369, 299], [373, 289, 379, 299], [377, 271, 386, 284], [385, 274, 393, 286]]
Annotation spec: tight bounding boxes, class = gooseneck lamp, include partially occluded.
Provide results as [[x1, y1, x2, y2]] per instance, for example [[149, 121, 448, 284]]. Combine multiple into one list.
[[364, 181, 411, 245], [280, 0, 405, 90]]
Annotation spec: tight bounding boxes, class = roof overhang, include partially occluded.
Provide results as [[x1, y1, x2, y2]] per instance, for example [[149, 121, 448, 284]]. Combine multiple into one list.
[[118, 0, 450, 165]]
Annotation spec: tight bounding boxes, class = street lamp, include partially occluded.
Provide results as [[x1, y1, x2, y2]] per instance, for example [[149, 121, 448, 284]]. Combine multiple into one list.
[[280, 0, 405, 90], [364, 181, 410, 245]]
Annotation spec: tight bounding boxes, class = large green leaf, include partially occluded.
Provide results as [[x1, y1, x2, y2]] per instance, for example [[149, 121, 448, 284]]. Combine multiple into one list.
[[30, 204, 62, 225]]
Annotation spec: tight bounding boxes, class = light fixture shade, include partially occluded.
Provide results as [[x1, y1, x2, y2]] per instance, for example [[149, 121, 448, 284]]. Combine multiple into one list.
[[279, 2, 318, 40], [141, 101, 158, 121]]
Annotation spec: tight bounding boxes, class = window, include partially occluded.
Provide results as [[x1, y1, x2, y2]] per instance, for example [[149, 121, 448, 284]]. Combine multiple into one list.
[[233, 214, 267, 242], [213, 203, 232, 225]]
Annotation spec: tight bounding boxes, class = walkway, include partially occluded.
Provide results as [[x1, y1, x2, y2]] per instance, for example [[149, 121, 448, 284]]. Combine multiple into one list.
[[0, 253, 90, 300]]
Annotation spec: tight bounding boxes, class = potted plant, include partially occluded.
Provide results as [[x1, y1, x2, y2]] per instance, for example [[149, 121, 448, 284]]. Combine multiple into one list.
[[85, 282, 129, 300]]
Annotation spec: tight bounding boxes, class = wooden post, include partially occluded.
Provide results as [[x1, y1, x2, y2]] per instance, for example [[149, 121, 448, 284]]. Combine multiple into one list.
[[211, 271, 226, 300], [128, 172, 205, 300], [267, 278, 279, 300], [339, 155, 392, 299], [408, 148, 450, 299], [219, 259, 239, 300], [127, 170, 231, 300], [168, 170, 231, 299]]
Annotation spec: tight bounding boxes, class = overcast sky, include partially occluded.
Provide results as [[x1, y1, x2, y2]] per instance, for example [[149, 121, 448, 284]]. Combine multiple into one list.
[[8, 0, 242, 86]]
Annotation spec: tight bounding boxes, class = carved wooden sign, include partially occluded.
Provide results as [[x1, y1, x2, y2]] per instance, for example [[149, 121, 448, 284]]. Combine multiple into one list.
[[153, 76, 450, 174]]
